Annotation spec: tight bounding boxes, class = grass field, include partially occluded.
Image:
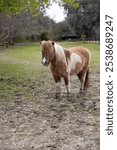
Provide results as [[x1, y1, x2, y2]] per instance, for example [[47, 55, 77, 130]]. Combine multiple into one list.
[[0, 42, 100, 102]]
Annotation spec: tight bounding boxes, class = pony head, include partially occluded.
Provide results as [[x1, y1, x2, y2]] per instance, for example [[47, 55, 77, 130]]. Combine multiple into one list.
[[41, 40, 55, 66]]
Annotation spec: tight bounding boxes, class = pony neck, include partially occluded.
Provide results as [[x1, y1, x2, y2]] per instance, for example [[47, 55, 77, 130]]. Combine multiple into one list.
[[52, 43, 67, 65]]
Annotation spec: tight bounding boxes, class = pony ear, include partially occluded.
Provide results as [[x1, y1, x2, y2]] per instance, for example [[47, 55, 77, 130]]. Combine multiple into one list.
[[51, 41, 55, 46], [40, 41, 45, 45]]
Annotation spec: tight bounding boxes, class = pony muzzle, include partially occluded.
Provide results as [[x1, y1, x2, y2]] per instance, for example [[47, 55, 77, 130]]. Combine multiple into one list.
[[41, 58, 49, 66]]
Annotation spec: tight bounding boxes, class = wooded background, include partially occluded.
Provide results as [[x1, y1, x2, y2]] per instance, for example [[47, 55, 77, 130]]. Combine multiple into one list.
[[0, 0, 100, 44]]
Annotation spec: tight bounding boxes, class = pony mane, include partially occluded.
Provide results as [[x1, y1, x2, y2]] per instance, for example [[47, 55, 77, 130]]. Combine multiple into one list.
[[54, 43, 67, 64], [41, 41, 52, 50]]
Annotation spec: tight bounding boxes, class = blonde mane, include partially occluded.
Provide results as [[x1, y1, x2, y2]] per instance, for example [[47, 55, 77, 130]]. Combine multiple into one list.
[[54, 43, 67, 65]]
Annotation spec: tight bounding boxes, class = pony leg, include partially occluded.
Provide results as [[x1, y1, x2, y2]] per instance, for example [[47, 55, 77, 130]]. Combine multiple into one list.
[[53, 74, 61, 98], [77, 71, 86, 93], [56, 81, 61, 97], [84, 68, 89, 91], [78, 68, 89, 93], [64, 75, 71, 94]]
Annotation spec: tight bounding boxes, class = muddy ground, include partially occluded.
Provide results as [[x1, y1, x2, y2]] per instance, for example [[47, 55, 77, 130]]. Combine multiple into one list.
[[0, 69, 100, 150]]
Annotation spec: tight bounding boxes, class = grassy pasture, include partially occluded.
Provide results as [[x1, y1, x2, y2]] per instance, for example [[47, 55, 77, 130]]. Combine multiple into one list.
[[0, 42, 100, 102]]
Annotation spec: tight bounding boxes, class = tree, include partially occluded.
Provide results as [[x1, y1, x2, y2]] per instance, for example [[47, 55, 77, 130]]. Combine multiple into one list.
[[0, 0, 100, 43], [0, 0, 79, 15], [0, 11, 56, 43], [53, 21, 72, 40], [63, 0, 100, 40], [0, 13, 13, 42], [0, 0, 45, 15]]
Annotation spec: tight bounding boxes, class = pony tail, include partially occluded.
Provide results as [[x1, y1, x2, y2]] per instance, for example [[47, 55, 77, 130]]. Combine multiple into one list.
[[84, 68, 89, 91]]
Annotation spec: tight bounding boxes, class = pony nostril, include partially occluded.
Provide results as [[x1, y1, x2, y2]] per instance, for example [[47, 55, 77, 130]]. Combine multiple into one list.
[[45, 61, 48, 65], [41, 59, 49, 66]]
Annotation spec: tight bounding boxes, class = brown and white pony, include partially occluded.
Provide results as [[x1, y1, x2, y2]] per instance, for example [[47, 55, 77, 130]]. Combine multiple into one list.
[[41, 40, 91, 97]]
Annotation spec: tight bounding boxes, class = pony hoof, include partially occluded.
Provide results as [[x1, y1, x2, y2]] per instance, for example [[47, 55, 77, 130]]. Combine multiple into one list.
[[79, 90, 84, 94], [55, 94, 60, 99], [79, 89, 83, 94], [79, 90, 85, 96]]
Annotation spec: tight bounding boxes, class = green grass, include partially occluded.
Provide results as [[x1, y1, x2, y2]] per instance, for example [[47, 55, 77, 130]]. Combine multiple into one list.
[[0, 42, 99, 102]]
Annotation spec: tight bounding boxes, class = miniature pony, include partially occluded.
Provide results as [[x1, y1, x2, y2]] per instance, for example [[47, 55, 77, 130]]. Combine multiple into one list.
[[41, 40, 91, 97]]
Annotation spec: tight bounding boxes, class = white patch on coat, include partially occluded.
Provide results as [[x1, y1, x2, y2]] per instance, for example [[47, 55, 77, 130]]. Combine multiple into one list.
[[69, 53, 82, 71]]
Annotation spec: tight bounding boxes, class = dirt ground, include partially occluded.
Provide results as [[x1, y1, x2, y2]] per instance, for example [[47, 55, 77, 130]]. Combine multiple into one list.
[[0, 68, 100, 150]]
